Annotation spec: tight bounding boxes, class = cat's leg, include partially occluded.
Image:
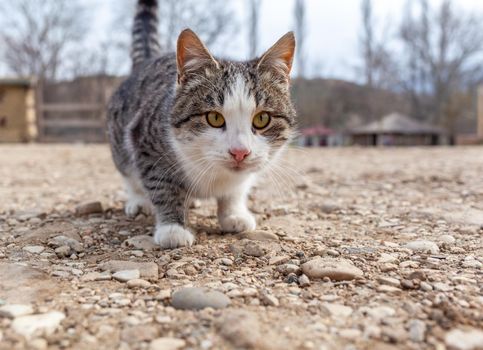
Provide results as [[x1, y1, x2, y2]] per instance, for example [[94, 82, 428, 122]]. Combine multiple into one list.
[[123, 175, 152, 217], [217, 189, 256, 233]]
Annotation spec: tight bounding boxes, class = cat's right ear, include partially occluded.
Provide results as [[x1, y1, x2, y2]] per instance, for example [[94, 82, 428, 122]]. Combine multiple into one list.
[[257, 32, 296, 77], [176, 29, 219, 84]]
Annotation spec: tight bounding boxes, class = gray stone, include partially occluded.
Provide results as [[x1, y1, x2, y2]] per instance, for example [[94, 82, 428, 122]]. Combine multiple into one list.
[[301, 258, 363, 281], [445, 328, 483, 350], [100, 260, 159, 280], [408, 319, 426, 342], [48, 235, 84, 253], [54, 246, 71, 257], [243, 242, 266, 257], [12, 312, 65, 338], [127, 279, 151, 288], [75, 201, 103, 216], [439, 235, 456, 244], [22, 246, 45, 254], [238, 230, 279, 242], [298, 274, 311, 287], [0, 304, 34, 318], [404, 240, 440, 254], [171, 287, 230, 310], [377, 276, 401, 288], [113, 270, 140, 282], [150, 337, 186, 350], [322, 303, 353, 318]]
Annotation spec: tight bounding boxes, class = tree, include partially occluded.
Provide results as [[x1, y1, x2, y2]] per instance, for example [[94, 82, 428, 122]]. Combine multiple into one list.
[[248, 0, 262, 58], [398, 0, 483, 129], [294, 0, 306, 77], [0, 0, 86, 81]]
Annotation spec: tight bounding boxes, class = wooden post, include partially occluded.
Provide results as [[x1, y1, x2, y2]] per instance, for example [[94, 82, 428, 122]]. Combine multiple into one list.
[[35, 79, 44, 142]]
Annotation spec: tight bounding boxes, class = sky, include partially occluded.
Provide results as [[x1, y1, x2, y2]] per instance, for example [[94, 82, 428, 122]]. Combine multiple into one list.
[[2, 0, 483, 81]]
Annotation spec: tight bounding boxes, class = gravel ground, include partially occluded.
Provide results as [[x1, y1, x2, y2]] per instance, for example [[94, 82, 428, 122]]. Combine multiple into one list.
[[0, 144, 482, 350]]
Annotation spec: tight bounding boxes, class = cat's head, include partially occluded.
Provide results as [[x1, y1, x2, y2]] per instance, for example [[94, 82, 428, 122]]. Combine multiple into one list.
[[171, 29, 296, 178]]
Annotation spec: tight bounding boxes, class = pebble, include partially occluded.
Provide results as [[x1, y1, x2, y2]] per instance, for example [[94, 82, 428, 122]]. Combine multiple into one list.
[[22, 246, 45, 254], [408, 270, 427, 281], [221, 258, 233, 266], [298, 274, 310, 287], [408, 319, 426, 342], [113, 269, 140, 282], [269, 255, 290, 265], [278, 264, 300, 275], [55, 246, 71, 257], [301, 258, 363, 281], [376, 285, 401, 293], [260, 292, 279, 307], [171, 287, 230, 310], [149, 337, 186, 350], [48, 236, 84, 253], [101, 260, 159, 280], [122, 235, 158, 251], [445, 328, 483, 350], [238, 230, 279, 242], [75, 201, 103, 216], [0, 304, 34, 318], [433, 282, 452, 292], [362, 306, 396, 321], [321, 303, 353, 318], [127, 279, 151, 288], [404, 240, 440, 254], [12, 312, 65, 338], [380, 263, 398, 272], [378, 253, 398, 264], [81, 271, 111, 282], [243, 242, 266, 257], [339, 328, 362, 339], [377, 276, 401, 288], [420, 281, 433, 291], [439, 234, 456, 244]]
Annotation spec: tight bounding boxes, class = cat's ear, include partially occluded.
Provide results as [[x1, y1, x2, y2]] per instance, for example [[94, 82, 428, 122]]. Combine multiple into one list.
[[257, 32, 296, 76], [176, 29, 219, 83]]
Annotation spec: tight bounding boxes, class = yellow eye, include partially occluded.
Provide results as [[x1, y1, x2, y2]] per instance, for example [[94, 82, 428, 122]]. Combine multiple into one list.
[[206, 111, 225, 128], [252, 112, 271, 129]]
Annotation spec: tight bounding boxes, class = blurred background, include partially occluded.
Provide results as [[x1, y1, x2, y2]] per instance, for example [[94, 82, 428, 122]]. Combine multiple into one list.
[[0, 0, 482, 146]]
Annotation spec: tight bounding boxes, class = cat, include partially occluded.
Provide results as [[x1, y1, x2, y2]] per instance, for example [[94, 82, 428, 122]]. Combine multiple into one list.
[[107, 0, 297, 249]]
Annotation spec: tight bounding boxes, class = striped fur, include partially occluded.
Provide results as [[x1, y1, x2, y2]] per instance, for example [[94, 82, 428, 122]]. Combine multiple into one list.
[[131, 0, 161, 70], [108, 15, 296, 249]]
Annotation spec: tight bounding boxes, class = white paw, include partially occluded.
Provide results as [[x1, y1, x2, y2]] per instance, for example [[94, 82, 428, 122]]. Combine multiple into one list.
[[219, 212, 256, 233], [154, 224, 195, 249], [125, 196, 152, 217]]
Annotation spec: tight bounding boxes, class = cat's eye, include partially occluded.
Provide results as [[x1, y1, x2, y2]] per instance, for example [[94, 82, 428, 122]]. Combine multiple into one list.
[[252, 112, 271, 129], [206, 112, 225, 128]]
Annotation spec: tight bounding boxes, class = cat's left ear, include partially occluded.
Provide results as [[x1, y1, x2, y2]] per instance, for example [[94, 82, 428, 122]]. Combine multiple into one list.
[[257, 32, 296, 76], [176, 29, 219, 83]]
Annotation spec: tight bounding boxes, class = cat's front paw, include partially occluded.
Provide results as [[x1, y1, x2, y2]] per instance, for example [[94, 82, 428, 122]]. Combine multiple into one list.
[[154, 224, 195, 249], [219, 212, 256, 233], [125, 196, 152, 217]]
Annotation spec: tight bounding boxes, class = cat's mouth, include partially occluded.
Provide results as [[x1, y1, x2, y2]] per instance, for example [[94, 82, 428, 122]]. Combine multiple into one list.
[[227, 161, 258, 172]]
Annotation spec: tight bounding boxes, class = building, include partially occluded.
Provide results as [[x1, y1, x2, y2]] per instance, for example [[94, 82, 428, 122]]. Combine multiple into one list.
[[350, 112, 446, 146], [0, 78, 37, 142], [298, 125, 335, 147]]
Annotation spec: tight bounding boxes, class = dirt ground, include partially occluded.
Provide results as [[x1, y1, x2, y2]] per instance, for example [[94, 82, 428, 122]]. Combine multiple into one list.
[[0, 144, 482, 350]]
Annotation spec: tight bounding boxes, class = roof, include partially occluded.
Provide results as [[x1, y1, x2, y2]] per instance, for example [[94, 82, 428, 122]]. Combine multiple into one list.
[[351, 112, 444, 135], [0, 78, 36, 87], [300, 125, 334, 136]]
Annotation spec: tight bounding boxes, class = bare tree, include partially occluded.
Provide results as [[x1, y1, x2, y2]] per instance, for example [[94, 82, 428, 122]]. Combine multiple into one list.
[[398, 0, 483, 129], [294, 0, 306, 77], [0, 0, 86, 81], [248, 0, 262, 58]]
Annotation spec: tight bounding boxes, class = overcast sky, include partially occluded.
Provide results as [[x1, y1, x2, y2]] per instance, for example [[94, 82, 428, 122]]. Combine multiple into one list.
[[2, 0, 483, 81]]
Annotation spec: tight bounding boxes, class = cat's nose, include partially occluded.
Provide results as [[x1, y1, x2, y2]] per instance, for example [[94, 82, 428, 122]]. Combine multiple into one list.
[[229, 148, 251, 162]]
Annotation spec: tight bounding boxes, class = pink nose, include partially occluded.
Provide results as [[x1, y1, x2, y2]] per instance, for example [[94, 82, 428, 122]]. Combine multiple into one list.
[[229, 148, 251, 162]]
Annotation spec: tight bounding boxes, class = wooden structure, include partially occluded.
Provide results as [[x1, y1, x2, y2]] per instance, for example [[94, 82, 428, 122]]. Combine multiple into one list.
[[350, 112, 446, 146], [298, 125, 335, 147], [0, 78, 37, 142], [37, 75, 122, 142]]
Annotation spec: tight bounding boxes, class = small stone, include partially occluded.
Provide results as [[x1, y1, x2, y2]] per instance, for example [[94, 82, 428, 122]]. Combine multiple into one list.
[[439, 235, 456, 244], [278, 263, 300, 275], [298, 274, 310, 287], [260, 292, 279, 307], [269, 256, 290, 265], [48, 236, 83, 253], [377, 285, 401, 293], [322, 303, 353, 318], [445, 328, 483, 350], [433, 282, 452, 292], [22, 246, 45, 254], [378, 253, 398, 264], [404, 240, 440, 254], [100, 260, 159, 280], [75, 201, 103, 216], [420, 281, 433, 291], [127, 279, 151, 288], [149, 337, 186, 350], [363, 306, 396, 320], [12, 312, 65, 338], [339, 329, 362, 339], [0, 304, 34, 318], [377, 276, 401, 288], [243, 242, 266, 257], [325, 249, 340, 257], [401, 279, 415, 289], [171, 287, 230, 310], [123, 235, 157, 251], [238, 230, 279, 242], [380, 263, 398, 272], [54, 246, 71, 257], [220, 258, 233, 266], [408, 270, 427, 281], [81, 271, 111, 282], [408, 319, 426, 342], [301, 258, 363, 281], [113, 269, 140, 282]]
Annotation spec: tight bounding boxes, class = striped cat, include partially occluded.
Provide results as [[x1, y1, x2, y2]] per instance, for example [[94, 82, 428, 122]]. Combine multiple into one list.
[[107, 0, 296, 248]]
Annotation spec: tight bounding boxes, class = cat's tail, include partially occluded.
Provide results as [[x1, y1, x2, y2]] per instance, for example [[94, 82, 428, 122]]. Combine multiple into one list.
[[131, 0, 161, 70]]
